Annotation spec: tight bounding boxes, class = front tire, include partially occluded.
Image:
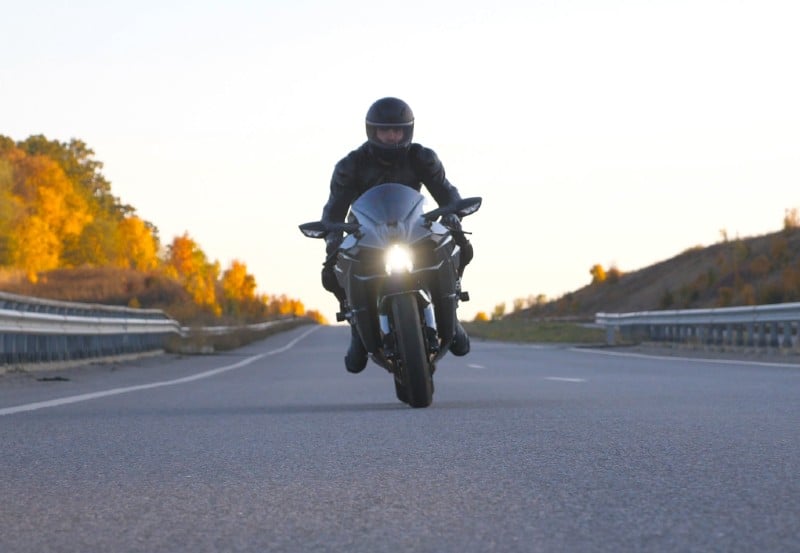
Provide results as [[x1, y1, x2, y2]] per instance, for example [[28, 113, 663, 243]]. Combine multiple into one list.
[[391, 294, 433, 408]]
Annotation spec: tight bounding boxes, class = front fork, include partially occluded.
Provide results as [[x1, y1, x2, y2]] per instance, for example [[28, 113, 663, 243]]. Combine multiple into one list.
[[379, 290, 440, 360]]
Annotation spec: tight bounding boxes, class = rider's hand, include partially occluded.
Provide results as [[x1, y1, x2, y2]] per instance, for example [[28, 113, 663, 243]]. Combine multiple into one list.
[[325, 234, 342, 255], [440, 213, 462, 231]]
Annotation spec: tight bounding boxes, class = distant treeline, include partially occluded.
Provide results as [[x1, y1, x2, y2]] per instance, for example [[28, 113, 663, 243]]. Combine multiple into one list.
[[0, 134, 324, 324]]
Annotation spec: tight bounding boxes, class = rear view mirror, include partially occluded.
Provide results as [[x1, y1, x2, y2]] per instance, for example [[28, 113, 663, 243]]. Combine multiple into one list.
[[299, 221, 328, 238]]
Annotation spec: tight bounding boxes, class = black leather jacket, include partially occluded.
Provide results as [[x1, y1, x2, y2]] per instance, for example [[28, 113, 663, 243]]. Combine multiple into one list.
[[321, 142, 463, 226]]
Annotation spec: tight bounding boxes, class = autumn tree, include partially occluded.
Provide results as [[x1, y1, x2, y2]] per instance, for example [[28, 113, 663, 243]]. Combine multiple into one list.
[[2, 149, 92, 279], [222, 260, 257, 302], [117, 216, 159, 270], [221, 259, 258, 317], [304, 309, 328, 325], [784, 207, 799, 231], [166, 233, 221, 315], [11, 216, 62, 281], [492, 302, 506, 320], [0, 157, 19, 264], [590, 263, 607, 284], [473, 311, 489, 322], [0, 134, 325, 322], [18, 135, 124, 217], [1, 134, 159, 272]]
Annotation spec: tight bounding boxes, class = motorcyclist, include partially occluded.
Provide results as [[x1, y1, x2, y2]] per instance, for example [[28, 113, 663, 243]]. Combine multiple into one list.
[[320, 97, 474, 374]]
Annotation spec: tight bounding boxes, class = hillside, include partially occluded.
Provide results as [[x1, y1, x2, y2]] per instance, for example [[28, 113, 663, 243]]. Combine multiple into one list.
[[1, 134, 325, 325], [513, 227, 800, 319]]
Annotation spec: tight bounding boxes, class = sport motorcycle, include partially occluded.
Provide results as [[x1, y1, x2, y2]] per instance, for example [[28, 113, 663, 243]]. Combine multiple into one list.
[[300, 183, 481, 408]]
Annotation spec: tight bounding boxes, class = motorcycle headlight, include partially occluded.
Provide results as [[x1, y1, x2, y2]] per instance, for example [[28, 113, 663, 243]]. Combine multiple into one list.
[[385, 244, 414, 275]]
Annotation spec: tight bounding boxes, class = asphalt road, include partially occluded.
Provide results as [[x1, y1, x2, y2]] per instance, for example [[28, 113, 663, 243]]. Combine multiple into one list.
[[1, 324, 799, 552]]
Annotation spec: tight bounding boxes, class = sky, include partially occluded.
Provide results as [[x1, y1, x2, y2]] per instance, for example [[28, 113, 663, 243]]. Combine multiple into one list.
[[2, 0, 799, 321]]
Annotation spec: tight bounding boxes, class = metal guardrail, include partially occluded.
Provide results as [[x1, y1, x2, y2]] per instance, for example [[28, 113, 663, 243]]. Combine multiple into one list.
[[596, 302, 800, 349], [0, 291, 183, 365]]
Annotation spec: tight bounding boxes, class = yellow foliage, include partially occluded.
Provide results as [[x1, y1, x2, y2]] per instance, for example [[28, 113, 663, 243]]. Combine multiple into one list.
[[304, 309, 328, 324], [473, 311, 489, 322], [167, 233, 201, 277], [166, 233, 220, 313], [492, 302, 506, 320], [17, 155, 92, 238], [222, 259, 257, 302], [0, 135, 328, 323], [118, 216, 159, 270], [590, 263, 607, 284], [12, 215, 61, 281]]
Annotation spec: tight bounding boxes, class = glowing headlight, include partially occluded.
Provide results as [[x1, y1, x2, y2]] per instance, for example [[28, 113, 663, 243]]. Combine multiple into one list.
[[385, 244, 413, 275]]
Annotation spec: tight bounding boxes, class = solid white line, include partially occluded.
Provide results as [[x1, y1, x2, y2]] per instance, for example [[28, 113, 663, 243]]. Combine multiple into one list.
[[0, 326, 320, 417], [570, 346, 800, 368], [545, 377, 586, 383]]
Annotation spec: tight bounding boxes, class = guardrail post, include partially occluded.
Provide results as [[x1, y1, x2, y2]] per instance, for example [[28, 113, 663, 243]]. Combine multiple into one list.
[[746, 322, 755, 347], [782, 322, 794, 348], [606, 324, 615, 346], [594, 303, 800, 354]]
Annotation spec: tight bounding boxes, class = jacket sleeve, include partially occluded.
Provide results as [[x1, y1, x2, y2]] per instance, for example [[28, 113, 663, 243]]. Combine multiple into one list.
[[412, 145, 463, 207], [321, 153, 359, 224]]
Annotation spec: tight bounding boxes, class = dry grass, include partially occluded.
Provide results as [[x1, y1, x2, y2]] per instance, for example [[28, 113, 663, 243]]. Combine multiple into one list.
[[463, 319, 606, 344], [165, 318, 317, 354], [514, 228, 800, 318]]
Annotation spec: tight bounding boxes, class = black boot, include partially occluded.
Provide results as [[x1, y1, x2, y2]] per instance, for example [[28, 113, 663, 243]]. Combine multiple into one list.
[[450, 321, 470, 356], [344, 325, 368, 373]]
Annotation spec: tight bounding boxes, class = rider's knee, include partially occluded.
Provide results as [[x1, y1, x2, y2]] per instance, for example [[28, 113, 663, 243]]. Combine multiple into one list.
[[321, 265, 346, 302], [459, 240, 474, 269]]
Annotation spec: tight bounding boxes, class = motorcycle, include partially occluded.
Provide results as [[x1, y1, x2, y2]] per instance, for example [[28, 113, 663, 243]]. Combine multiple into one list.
[[299, 183, 482, 408]]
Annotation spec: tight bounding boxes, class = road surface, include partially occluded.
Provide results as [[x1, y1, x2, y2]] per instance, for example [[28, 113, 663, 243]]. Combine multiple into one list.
[[1, 324, 798, 552]]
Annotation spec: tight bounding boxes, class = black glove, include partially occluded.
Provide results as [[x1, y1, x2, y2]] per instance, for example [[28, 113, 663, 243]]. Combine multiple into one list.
[[325, 235, 340, 255], [440, 213, 462, 231], [324, 234, 342, 265]]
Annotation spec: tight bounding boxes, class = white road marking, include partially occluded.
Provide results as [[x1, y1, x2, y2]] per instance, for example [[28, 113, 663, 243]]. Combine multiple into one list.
[[467, 364, 486, 369], [544, 377, 586, 383], [571, 347, 800, 368], [0, 326, 320, 417]]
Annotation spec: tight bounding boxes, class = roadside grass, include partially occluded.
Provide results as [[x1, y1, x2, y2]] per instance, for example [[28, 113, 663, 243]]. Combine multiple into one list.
[[165, 318, 316, 354], [462, 319, 606, 344], [165, 317, 606, 355]]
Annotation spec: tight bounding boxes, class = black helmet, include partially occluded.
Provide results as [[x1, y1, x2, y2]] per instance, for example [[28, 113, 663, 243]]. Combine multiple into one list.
[[365, 97, 414, 162]]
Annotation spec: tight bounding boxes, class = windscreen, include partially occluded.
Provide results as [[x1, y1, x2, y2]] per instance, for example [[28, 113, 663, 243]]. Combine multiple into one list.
[[348, 183, 429, 248], [350, 183, 426, 227]]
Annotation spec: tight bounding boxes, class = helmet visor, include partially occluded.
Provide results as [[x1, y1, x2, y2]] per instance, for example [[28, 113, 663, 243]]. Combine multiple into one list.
[[366, 122, 413, 149]]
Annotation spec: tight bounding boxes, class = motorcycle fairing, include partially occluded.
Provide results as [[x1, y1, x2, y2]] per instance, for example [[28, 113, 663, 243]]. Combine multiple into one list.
[[333, 184, 462, 367]]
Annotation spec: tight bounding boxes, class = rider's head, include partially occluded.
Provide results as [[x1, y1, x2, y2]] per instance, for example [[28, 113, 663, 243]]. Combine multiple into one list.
[[365, 97, 414, 162]]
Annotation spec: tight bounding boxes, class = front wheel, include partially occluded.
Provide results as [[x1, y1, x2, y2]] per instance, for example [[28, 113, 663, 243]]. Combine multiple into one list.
[[391, 294, 433, 408]]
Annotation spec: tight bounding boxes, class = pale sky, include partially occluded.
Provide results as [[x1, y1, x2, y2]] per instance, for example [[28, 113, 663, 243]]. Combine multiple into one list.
[[2, 0, 799, 321]]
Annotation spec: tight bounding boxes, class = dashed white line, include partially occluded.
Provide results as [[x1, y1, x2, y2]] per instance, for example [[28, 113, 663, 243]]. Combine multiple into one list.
[[467, 363, 486, 369], [570, 347, 800, 368], [544, 377, 587, 383], [0, 326, 320, 417]]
